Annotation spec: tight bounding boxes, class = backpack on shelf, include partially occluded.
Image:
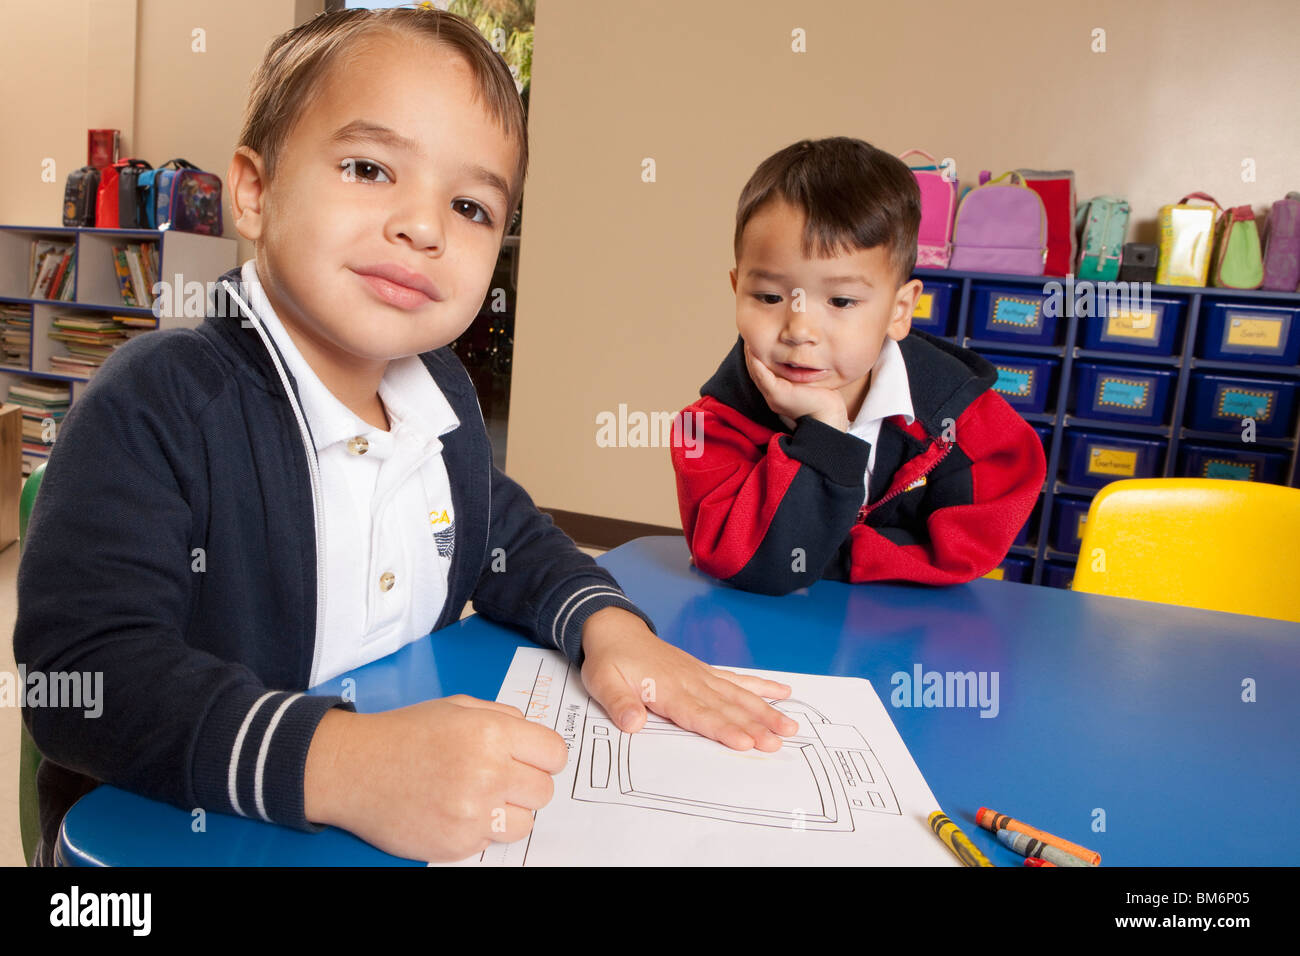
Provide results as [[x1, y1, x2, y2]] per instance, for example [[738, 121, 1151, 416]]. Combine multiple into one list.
[[1016, 168, 1076, 277], [1156, 192, 1220, 286], [96, 158, 152, 230], [62, 166, 101, 226], [141, 159, 222, 235], [1211, 204, 1264, 290], [1260, 193, 1300, 291], [1074, 196, 1130, 282], [949, 170, 1048, 275], [897, 148, 957, 268]]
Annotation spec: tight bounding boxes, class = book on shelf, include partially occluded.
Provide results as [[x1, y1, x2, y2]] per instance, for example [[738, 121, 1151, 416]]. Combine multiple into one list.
[[111, 241, 159, 308], [7, 379, 71, 404], [113, 312, 158, 329], [7, 378, 70, 453], [0, 304, 32, 365], [28, 239, 77, 301], [48, 355, 102, 378], [47, 311, 131, 375]]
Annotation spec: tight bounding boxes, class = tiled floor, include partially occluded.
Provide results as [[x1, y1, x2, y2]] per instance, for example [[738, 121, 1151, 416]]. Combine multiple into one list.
[[0, 540, 604, 868]]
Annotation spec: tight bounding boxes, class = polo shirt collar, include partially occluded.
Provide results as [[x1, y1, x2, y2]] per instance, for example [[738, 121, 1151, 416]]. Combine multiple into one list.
[[850, 335, 915, 431]]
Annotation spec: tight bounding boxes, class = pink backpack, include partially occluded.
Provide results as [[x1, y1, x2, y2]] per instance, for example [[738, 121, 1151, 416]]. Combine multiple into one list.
[[898, 148, 957, 268], [949, 170, 1048, 275]]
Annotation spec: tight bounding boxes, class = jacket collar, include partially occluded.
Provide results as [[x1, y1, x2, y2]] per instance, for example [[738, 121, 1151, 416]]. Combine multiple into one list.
[[700, 329, 997, 441]]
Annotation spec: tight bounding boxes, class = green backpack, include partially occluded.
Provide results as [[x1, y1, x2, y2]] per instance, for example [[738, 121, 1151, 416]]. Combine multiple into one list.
[[1074, 196, 1130, 281], [1212, 205, 1265, 289]]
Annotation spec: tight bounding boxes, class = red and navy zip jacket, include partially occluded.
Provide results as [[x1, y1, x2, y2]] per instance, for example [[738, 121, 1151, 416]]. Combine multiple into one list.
[[671, 331, 1046, 595]]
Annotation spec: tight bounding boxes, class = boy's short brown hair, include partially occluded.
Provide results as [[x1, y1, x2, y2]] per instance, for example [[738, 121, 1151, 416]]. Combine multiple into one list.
[[733, 137, 921, 285], [237, 7, 528, 221]]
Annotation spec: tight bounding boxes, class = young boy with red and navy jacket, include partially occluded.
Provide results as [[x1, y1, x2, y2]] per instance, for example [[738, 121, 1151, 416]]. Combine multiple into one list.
[[671, 138, 1045, 595]]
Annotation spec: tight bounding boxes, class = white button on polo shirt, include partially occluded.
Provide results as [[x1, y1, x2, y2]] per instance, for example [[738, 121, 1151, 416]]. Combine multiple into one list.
[[240, 259, 460, 686]]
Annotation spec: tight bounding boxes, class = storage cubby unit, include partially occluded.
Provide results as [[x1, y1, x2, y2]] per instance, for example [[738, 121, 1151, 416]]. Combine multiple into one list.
[[910, 266, 1300, 588], [0, 224, 237, 471]]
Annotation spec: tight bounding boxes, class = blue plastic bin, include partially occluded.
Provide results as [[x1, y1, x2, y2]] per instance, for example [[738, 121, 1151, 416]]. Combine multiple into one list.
[[1177, 442, 1291, 485], [1043, 560, 1077, 590], [980, 351, 1059, 414], [1081, 293, 1184, 356], [1049, 495, 1092, 555], [970, 284, 1061, 345], [1071, 361, 1176, 424], [1186, 371, 1298, 439], [1197, 301, 1300, 366], [987, 556, 1032, 583], [1063, 430, 1167, 489], [911, 278, 958, 336]]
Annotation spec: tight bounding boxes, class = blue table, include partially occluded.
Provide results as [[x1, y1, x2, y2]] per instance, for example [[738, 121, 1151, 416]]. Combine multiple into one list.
[[60, 536, 1300, 866]]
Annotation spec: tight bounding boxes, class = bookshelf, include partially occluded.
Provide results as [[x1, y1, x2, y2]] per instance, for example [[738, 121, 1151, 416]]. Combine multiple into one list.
[[0, 224, 237, 474], [910, 266, 1300, 588]]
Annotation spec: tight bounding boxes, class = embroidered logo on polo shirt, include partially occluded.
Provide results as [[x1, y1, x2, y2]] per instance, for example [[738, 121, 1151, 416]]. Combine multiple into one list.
[[430, 509, 455, 559], [434, 524, 455, 559]]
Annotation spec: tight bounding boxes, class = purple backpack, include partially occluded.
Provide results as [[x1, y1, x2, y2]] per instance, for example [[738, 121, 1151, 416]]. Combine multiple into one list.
[[1261, 194, 1300, 291], [949, 170, 1048, 275]]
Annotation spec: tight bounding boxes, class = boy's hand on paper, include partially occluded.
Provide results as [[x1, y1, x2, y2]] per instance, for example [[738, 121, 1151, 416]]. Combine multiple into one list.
[[303, 697, 566, 863], [579, 606, 800, 751], [744, 343, 850, 432]]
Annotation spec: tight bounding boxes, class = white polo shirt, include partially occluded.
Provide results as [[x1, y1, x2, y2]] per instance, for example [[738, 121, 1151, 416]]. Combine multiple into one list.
[[846, 336, 916, 503], [240, 259, 460, 686]]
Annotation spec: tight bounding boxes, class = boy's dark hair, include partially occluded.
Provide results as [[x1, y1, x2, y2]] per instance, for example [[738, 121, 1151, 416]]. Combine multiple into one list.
[[238, 7, 528, 222], [733, 137, 921, 284]]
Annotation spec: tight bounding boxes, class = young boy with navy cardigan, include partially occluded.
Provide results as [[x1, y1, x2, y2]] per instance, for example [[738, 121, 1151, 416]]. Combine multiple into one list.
[[13, 8, 797, 866]]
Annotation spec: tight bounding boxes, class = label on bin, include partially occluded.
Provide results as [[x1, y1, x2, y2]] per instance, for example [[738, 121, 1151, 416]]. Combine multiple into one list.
[[1216, 386, 1273, 423], [993, 366, 1034, 398], [1203, 458, 1254, 481], [1088, 446, 1138, 476], [913, 292, 933, 320], [1225, 314, 1284, 352], [1075, 514, 1087, 542], [992, 297, 1042, 331], [1097, 377, 1150, 411], [984, 566, 1005, 580], [1105, 309, 1159, 341]]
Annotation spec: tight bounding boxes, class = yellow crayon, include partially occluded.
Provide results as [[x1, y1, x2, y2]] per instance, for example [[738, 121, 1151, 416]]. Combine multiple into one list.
[[928, 810, 995, 867]]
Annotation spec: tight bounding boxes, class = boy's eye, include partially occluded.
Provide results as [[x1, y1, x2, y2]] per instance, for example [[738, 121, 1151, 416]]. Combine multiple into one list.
[[753, 293, 782, 305], [452, 199, 494, 227], [830, 297, 858, 309], [341, 159, 390, 183]]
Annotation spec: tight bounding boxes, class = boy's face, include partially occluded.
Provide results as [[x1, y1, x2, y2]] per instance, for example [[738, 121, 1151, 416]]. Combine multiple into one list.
[[730, 198, 921, 420], [229, 33, 517, 367]]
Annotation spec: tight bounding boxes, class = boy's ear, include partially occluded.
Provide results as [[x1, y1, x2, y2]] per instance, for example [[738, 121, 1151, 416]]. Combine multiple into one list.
[[729, 267, 738, 294], [228, 147, 269, 242], [888, 277, 922, 340]]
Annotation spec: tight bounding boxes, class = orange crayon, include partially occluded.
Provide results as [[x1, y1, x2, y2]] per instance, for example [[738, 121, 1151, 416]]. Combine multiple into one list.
[[976, 807, 1101, 866]]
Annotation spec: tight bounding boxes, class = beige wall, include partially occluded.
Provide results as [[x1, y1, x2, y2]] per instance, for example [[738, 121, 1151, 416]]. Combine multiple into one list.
[[509, 0, 1300, 528], [2, 0, 1296, 530], [0, 0, 321, 264]]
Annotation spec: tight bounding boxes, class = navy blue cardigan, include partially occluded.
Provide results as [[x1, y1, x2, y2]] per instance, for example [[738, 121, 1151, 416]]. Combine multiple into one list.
[[13, 266, 653, 858]]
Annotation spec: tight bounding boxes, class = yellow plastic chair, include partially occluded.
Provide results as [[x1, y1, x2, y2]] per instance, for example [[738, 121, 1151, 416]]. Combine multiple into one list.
[[1071, 477, 1300, 623]]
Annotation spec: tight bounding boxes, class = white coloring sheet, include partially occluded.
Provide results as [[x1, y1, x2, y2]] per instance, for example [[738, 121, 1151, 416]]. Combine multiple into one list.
[[438, 647, 958, 866]]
